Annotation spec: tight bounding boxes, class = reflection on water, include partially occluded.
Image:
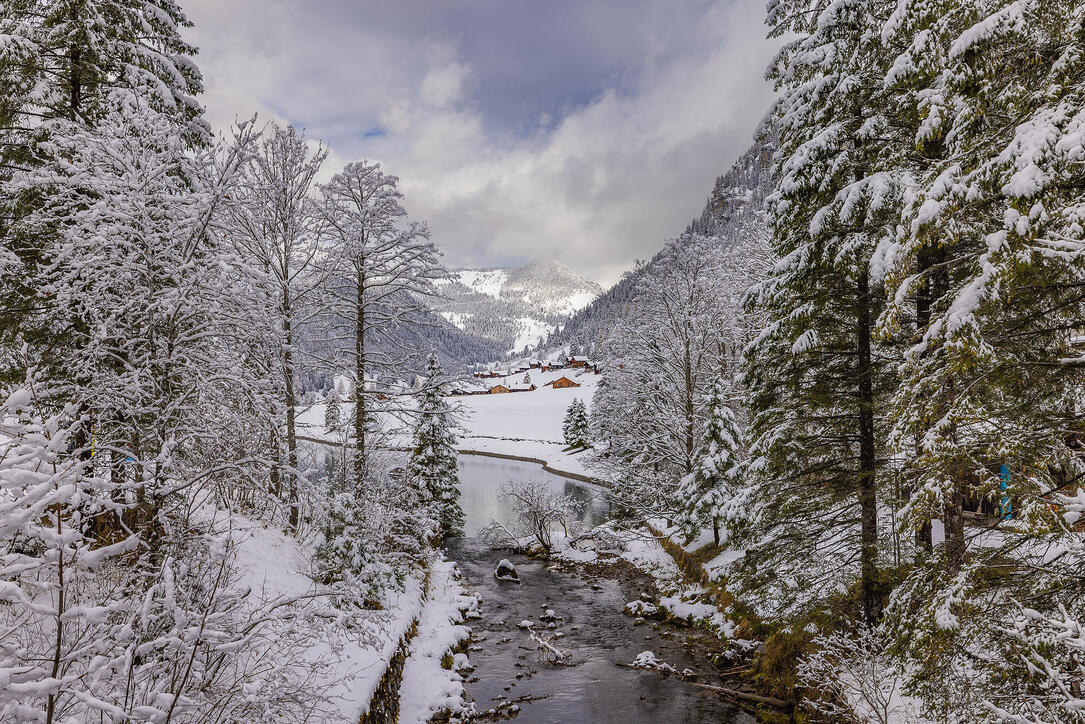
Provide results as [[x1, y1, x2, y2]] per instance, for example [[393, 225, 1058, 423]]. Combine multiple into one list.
[[456, 454, 610, 536]]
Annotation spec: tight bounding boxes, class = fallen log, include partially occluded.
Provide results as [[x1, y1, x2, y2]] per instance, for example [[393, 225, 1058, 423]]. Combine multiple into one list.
[[688, 681, 787, 708]]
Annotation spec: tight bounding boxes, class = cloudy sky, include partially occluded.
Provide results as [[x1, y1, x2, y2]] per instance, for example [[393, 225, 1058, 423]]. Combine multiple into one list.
[[183, 0, 777, 286]]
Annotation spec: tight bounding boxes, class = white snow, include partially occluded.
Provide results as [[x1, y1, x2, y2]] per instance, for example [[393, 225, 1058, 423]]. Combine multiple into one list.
[[227, 513, 424, 723], [456, 269, 508, 299], [510, 316, 556, 353], [455, 367, 599, 443], [398, 555, 477, 724], [440, 311, 473, 330], [631, 650, 678, 673]]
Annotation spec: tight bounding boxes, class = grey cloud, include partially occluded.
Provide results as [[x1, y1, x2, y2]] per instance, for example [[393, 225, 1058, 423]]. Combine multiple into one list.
[[183, 0, 777, 285]]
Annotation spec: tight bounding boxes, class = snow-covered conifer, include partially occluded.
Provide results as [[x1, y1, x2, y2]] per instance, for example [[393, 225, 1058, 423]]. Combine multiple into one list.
[[406, 353, 463, 538], [743, 0, 901, 625], [677, 376, 745, 546], [562, 398, 590, 449], [325, 391, 342, 435], [878, 0, 1085, 574]]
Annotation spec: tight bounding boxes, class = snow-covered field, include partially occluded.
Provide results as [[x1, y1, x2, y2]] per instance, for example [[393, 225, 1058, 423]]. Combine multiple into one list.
[[453, 366, 597, 443], [298, 366, 602, 480]]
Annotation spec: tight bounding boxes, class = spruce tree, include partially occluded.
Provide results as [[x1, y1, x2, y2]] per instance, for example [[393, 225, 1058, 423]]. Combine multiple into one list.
[[406, 353, 464, 538], [324, 390, 342, 436], [874, 3, 1085, 715], [879, 0, 1085, 573], [563, 398, 590, 449], [677, 376, 745, 546], [744, 0, 901, 625]]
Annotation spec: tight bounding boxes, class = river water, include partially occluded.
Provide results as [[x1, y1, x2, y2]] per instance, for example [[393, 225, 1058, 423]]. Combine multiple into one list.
[[449, 454, 753, 724]]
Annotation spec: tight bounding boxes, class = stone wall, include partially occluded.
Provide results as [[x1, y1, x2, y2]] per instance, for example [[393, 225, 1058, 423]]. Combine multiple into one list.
[[358, 621, 418, 724]]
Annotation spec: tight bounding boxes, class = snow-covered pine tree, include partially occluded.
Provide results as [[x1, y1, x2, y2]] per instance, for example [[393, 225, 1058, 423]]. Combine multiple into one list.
[[872, 3, 1085, 717], [562, 399, 577, 446], [677, 375, 745, 546], [325, 391, 342, 435], [406, 353, 463, 538], [744, 0, 902, 625], [878, 0, 1085, 575], [0, 0, 204, 131], [319, 161, 444, 486], [563, 398, 590, 449]]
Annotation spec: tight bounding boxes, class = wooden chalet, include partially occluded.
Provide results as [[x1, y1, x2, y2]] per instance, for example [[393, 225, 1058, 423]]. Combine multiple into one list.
[[510, 383, 536, 393], [568, 356, 589, 369], [488, 384, 511, 394], [547, 376, 580, 389]]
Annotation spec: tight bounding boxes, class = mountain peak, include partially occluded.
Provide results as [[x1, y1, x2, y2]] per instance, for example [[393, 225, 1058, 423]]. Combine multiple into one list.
[[436, 259, 603, 354]]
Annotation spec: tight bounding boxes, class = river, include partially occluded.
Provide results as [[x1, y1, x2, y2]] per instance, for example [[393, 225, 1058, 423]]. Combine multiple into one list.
[[449, 454, 754, 723]]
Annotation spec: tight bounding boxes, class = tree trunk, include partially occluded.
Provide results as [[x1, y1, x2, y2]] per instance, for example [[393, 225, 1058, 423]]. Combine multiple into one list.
[[68, 5, 82, 122], [915, 518, 933, 556], [911, 245, 942, 561], [283, 286, 299, 531], [269, 423, 281, 497], [353, 267, 366, 489], [684, 336, 695, 476], [856, 268, 880, 625], [944, 480, 965, 576]]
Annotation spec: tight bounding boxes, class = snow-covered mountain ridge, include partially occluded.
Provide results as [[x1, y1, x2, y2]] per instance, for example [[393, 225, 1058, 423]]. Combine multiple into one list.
[[432, 260, 603, 354]]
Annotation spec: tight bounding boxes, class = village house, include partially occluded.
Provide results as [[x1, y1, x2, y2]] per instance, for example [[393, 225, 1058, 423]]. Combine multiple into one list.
[[510, 383, 536, 393], [546, 376, 580, 389], [488, 384, 511, 394], [568, 356, 590, 369]]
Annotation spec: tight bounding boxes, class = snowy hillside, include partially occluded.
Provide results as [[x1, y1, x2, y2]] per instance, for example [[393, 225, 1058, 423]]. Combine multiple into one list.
[[433, 260, 602, 354]]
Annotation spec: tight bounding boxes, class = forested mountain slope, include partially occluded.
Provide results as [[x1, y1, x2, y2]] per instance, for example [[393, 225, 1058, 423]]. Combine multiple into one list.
[[544, 139, 775, 355], [432, 259, 602, 354]]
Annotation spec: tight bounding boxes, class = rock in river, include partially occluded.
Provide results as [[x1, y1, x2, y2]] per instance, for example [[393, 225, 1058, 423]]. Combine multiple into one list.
[[494, 558, 520, 582]]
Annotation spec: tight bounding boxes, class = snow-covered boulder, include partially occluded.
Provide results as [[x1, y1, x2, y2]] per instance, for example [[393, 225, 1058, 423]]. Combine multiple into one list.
[[451, 652, 474, 672], [540, 608, 558, 622], [631, 650, 678, 674], [625, 600, 658, 617], [518, 619, 535, 629], [494, 559, 520, 582]]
